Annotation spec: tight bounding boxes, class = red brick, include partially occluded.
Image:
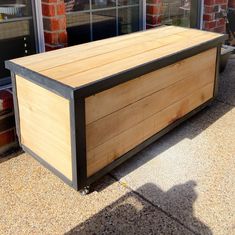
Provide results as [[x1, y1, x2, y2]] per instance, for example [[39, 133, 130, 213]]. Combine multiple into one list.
[[204, 0, 215, 5], [204, 21, 217, 29], [217, 18, 226, 26], [213, 25, 226, 33], [43, 17, 66, 31], [58, 31, 67, 44], [0, 90, 13, 113], [0, 129, 16, 148], [147, 5, 161, 15], [44, 31, 58, 44], [229, 0, 235, 7], [57, 3, 65, 15], [42, 3, 55, 17], [203, 13, 214, 21]]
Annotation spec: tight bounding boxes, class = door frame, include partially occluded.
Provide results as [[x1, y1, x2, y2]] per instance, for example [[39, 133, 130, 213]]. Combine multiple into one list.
[[32, 0, 45, 53]]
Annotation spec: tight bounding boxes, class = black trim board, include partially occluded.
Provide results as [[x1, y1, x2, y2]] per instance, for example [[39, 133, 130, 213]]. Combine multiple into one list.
[[69, 94, 88, 190], [11, 73, 21, 144], [5, 61, 73, 99], [214, 45, 222, 97]]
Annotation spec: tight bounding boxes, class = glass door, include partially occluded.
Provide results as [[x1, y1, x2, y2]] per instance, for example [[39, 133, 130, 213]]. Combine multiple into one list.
[[161, 0, 202, 28], [65, 0, 143, 46], [0, 0, 38, 85]]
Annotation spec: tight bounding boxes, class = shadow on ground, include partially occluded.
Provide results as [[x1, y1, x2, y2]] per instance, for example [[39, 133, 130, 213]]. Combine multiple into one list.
[[66, 182, 212, 235]]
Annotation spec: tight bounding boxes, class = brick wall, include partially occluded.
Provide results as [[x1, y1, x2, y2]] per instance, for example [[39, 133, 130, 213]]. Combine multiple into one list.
[[146, 0, 162, 29], [228, 0, 235, 8], [42, 0, 68, 51], [146, 0, 228, 33], [203, 0, 228, 33], [0, 90, 17, 155]]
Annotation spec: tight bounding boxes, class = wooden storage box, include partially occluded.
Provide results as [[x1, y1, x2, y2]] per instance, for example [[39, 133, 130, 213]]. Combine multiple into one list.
[[6, 26, 226, 191]]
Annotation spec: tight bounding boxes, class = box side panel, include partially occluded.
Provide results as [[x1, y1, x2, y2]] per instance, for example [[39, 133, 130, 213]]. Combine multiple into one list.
[[86, 48, 217, 177], [16, 76, 73, 180]]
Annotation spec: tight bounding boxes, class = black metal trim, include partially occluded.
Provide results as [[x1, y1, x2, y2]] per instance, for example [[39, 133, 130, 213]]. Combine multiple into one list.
[[190, 0, 202, 29], [5, 61, 72, 99], [69, 92, 79, 190], [72, 92, 88, 190], [86, 98, 214, 186], [11, 72, 21, 144], [22, 144, 73, 187], [213, 45, 222, 97], [75, 36, 227, 98]]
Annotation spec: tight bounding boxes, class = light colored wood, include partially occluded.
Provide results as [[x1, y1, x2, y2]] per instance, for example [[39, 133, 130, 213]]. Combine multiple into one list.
[[17, 27, 190, 73], [11, 26, 185, 68], [85, 48, 217, 124], [87, 83, 214, 176], [16, 76, 72, 180], [86, 54, 215, 150], [10, 26, 223, 89], [61, 33, 220, 88]]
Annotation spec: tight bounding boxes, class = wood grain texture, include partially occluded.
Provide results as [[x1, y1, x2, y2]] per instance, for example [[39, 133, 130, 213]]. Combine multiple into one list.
[[87, 83, 214, 176], [16, 76, 72, 180], [85, 48, 217, 124], [10, 26, 223, 89], [86, 48, 217, 176]]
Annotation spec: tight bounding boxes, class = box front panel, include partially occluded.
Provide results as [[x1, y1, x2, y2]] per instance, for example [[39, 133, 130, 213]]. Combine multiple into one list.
[[16, 76, 73, 181], [85, 48, 217, 177]]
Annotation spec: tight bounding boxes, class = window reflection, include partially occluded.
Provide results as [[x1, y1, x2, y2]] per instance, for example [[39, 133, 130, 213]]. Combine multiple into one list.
[[0, 0, 36, 80], [91, 0, 116, 9], [65, 0, 141, 46], [0, 0, 32, 20], [162, 0, 191, 27]]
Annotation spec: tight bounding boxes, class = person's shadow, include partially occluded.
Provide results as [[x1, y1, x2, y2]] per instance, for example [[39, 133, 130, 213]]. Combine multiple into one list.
[[65, 181, 212, 235]]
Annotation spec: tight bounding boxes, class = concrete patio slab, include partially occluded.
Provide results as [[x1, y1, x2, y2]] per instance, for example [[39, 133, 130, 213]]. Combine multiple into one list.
[[112, 59, 235, 235], [0, 153, 194, 235]]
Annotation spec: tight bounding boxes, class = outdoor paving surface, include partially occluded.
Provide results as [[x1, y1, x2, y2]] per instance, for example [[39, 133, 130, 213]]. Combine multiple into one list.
[[0, 58, 235, 235]]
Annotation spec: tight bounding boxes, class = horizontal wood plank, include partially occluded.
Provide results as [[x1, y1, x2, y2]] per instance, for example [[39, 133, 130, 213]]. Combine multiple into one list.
[[9, 26, 223, 89], [85, 48, 217, 124], [87, 83, 214, 176], [62, 33, 220, 88]]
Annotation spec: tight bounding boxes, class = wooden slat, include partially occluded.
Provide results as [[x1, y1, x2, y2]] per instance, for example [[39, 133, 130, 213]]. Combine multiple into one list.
[[86, 60, 215, 150], [42, 30, 218, 81], [13, 26, 181, 69], [16, 76, 72, 180], [61, 33, 220, 88], [9, 26, 223, 89], [27, 27, 188, 72], [85, 48, 217, 124], [40, 34, 183, 80], [87, 83, 214, 176]]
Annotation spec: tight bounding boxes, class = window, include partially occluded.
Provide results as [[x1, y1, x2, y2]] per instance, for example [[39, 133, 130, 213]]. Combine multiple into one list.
[[0, 0, 37, 83], [65, 0, 142, 46], [161, 0, 201, 28]]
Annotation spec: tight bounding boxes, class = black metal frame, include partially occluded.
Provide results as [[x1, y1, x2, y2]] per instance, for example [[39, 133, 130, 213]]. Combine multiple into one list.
[[5, 30, 226, 191], [190, 0, 203, 29]]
